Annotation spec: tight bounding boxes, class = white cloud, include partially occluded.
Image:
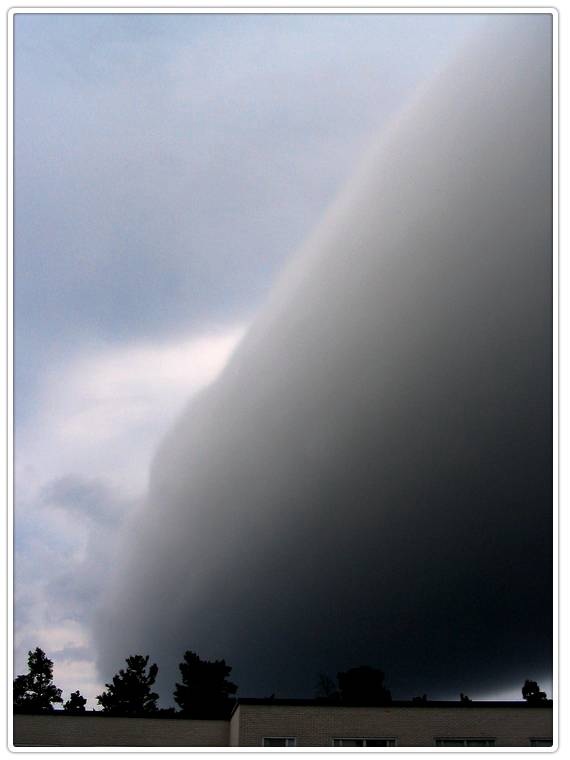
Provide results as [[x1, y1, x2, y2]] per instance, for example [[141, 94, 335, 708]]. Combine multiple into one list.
[[23, 619, 88, 655], [17, 324, 246, 497]]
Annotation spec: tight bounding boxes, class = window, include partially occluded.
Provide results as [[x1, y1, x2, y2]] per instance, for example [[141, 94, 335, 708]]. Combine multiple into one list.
[[530, 739, 552, 747], [263, 738, 297, 747], [435, 739, 495, 747], [333, 738, 397, 747]]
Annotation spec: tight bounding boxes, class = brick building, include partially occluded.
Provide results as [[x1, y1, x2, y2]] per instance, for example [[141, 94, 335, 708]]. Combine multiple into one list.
[[13, 698, 554, 748]]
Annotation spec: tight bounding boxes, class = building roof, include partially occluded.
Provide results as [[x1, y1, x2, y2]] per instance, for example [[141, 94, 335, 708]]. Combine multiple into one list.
[[234, 698, 553, 712]]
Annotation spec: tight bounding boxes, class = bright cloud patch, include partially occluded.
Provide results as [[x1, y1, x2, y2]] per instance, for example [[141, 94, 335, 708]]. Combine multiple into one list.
[[18, 325, 247, 497]]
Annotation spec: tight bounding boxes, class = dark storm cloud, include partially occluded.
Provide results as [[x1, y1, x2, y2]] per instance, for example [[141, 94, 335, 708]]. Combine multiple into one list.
[[94, 15, 553, 702]]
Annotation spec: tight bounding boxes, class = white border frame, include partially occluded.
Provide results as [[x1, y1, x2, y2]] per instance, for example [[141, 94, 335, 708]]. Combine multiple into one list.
[[5, 5, 559, 754]]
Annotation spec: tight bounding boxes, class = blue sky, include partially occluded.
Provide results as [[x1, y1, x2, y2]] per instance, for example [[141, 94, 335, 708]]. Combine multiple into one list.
[[14, 12, 490, 705]]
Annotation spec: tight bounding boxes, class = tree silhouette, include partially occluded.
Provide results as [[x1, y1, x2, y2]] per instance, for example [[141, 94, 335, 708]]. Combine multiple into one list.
[[337, 666, 392, 705], [174, 651, 237, 718], [97, 655, 159, 715], [13, 648, 63, 712], [64, 690, 87, 713], [522, 680, 547, 702], [13, 675, 30, 706], [315, 672, 339, 701]]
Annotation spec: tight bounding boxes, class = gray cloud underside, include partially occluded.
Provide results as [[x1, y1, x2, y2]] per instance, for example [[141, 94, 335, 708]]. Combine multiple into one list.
[[94, 16, 552, 702], [16, 475, 132, 636], [41, 475, 126, 525]]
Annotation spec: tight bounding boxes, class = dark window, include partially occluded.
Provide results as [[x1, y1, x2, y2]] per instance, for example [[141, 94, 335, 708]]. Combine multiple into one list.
[[333, 738, 397, 747], [530, 738, 553, 747], [435, 738, 495, 747], [263, 738, 296, 747]]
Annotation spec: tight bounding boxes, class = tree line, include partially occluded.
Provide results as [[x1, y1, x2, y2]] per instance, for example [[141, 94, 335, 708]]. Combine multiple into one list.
[[13, 647, 549, 717], [13, 648, 237, 718]]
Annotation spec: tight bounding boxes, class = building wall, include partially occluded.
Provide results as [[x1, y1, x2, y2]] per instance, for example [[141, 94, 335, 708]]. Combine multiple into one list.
[[229, 706, 241, 747], [235, 705, 553, 747], [13, 706, 554, 748], [12, 714, 229, 748]]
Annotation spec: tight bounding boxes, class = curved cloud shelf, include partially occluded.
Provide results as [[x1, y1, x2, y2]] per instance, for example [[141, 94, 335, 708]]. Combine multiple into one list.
[[94, 14, 553, 701]]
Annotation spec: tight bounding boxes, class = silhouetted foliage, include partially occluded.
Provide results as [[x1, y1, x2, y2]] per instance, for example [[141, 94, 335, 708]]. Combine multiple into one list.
[[174, 651, 237, 718], [64, 690, 87, 713], [157, 707, 177, 716], [460, 692, 471, 703], [97, 655, 159, 715], [337, 666, 392, 705], [522, 680, 547, 702], [13, 648, 63, 712], [13, 676, 30, 706], [412, 694, 428, 704], [315, 673, 339, 702]]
